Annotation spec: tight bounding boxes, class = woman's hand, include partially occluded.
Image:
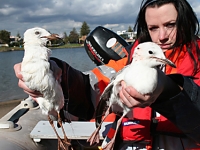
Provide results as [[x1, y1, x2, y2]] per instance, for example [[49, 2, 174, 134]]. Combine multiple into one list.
[[119, 81, 154, 108], [13, 60, 62, 101]]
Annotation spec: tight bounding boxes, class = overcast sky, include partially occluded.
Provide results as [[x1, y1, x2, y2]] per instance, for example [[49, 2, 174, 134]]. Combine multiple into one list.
[[0, 0, 200, 37]]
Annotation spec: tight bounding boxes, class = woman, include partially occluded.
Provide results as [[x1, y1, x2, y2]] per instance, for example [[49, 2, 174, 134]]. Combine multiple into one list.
[[14, 0, 200, 149], [117, 0, 200, 149]]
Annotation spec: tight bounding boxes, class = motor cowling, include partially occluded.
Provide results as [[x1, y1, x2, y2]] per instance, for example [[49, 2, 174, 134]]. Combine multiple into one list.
[[84, 26, 130, 66]]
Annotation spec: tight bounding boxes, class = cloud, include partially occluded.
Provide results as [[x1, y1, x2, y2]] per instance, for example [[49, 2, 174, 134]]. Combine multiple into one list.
[[186, 0, 200, 22], [0, 0, 199, 37]]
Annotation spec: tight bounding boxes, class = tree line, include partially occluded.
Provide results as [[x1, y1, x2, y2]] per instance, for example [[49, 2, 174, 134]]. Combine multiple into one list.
[[0, 21, 91, 47], [0, 22, 135, 47], [62, 21, 90, 44]]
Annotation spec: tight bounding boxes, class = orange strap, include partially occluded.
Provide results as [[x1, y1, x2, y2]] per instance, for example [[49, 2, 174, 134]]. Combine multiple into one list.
[[91, 55, 129, 94], [90, 113, 116, 122], [105, 56, 128, 72]]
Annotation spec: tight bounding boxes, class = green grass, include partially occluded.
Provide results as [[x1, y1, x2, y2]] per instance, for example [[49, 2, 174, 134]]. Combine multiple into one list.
[[0, 46, 23, 52], [0, 43, 84, 52]]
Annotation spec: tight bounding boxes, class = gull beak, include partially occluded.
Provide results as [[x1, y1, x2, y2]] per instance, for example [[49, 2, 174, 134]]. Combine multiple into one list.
[[153, 57, 176, 68], [41, 34, 61, 40]]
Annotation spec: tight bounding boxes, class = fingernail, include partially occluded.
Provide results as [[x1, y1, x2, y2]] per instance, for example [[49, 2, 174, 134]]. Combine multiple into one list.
[[125, 88, 130, 93]]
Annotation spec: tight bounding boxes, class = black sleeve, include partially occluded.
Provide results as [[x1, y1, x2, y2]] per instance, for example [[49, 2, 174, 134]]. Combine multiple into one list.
[[151, 74, 200, 143], [50, 57, 95, 121]]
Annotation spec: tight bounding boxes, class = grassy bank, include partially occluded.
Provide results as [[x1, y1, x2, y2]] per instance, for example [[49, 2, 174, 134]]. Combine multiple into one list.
[[0, 43, 84, 52]]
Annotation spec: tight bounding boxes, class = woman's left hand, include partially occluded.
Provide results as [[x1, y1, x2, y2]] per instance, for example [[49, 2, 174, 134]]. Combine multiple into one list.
[[119, 69, 166, 108], [119, 81, 153, 108]]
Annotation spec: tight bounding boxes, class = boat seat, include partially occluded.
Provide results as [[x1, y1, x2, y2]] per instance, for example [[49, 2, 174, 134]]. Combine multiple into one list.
[[30, 121, 112, 142]]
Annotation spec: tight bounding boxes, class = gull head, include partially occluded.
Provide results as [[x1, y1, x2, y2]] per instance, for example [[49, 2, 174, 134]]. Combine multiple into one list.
[[23, 27, 61, 46], [132, 42, 176, 68]]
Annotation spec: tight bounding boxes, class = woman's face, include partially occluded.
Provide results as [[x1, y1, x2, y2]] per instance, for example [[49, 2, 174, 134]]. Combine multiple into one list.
[[145, 3, 177, 51]]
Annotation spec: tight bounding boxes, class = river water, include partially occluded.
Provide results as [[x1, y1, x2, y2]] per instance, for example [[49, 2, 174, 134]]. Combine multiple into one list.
[[0, 47, 96, 102]]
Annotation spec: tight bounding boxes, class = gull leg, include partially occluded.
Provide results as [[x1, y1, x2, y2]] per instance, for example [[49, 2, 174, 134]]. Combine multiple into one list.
[[87, 120, 102, 145], [87, 106, 111, 145], [57, 112, 71, 147], [102, 115, 124, 150], [48, 115, 67, 150]]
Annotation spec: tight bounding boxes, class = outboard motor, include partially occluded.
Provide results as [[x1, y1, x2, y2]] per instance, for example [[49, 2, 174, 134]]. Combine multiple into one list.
[[84, 26, 130, 66]]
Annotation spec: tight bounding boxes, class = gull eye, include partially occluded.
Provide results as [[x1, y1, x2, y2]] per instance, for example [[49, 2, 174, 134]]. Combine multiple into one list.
[[35, 31, 40, 35], [149, 50, 153, 54]]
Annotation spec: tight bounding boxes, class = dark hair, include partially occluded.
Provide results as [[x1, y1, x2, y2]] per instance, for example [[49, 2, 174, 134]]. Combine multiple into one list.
[[134, 0, 200, 74]]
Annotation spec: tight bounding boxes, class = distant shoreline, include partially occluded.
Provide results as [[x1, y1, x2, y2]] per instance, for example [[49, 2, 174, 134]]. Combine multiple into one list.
[[0, 43, 84, 52]]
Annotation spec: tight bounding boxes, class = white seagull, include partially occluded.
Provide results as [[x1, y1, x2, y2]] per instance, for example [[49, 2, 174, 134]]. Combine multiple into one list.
[[87, 42, 176, 150], [21, 27, 70, 150]]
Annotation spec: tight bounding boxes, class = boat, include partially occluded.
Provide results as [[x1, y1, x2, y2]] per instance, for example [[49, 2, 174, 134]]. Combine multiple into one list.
[[0, 97, 111, 150]]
